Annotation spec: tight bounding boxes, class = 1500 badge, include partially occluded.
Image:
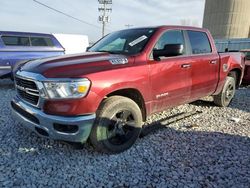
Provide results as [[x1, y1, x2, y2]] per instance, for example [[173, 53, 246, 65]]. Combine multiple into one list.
[[156, 92, 169, 99]]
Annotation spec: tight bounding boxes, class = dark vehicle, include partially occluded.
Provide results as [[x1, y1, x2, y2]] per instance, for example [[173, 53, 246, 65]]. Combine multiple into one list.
[[11, 26, 245, 153], [0, 31, 64, 79], [241, 49, 250, 84]]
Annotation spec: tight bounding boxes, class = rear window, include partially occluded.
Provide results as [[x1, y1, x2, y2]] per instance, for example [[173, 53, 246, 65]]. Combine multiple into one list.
[[1, 35, 54, 47], [30, 37, 53, 46], [2, 36, 30, 46], [187, 31, 212, 54]]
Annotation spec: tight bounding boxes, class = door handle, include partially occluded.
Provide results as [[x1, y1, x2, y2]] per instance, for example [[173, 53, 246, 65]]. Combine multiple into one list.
[[210, 60, 217, 64], [181, 64, 191, 68]]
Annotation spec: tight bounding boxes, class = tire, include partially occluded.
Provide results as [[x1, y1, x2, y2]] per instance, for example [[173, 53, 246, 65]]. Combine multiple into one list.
[[89, 96, 143, 153], [213, 76, 236, 107]]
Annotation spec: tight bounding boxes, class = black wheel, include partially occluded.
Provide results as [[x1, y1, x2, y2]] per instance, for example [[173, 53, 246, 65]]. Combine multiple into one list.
[[89, 96, 143, 153], [213, 76, 236, 107]]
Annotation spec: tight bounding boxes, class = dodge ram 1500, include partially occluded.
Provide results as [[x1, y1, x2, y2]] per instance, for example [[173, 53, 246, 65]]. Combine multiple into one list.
[[11, 26, 245, 153]]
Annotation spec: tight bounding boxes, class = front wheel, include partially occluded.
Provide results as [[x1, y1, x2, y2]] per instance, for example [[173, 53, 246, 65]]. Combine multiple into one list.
[[213, 76, 236, 107], [89, 96, 143, 153]]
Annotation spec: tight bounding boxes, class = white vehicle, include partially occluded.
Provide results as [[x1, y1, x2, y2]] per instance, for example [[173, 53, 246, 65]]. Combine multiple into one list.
[[53, 33, 89, 54]]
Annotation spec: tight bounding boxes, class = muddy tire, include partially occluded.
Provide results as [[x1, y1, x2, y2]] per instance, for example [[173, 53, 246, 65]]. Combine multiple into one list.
[[89, 96, 143, 153], [213, 76, 236, 107]]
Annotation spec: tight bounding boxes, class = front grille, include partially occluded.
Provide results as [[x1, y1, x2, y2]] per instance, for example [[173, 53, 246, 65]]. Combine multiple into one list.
[[18, 89, 39, 105], [11, 101, 40, 124], [15, 76, 40, 106], [15, 77, 37, 90]]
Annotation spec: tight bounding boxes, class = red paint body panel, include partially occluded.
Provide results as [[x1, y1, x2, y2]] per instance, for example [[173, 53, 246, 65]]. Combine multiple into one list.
[[148, 56, 192, 113], [20, 26, 244, 117], [213, 52, 245, 95], [22, 52, 134, 78], [188, 53, 220, 100], [43, 60, 152, 116]]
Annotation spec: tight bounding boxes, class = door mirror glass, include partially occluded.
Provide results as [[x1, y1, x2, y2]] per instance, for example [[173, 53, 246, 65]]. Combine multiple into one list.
[[153, 44, 184, 59]]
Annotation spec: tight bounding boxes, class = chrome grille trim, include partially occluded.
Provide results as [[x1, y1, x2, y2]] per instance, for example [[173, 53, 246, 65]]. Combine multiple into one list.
[[15, 76, 40, 106], [14, 71, 50, 108]]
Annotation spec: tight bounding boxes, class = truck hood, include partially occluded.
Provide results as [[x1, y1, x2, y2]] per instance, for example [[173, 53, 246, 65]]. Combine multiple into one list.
[[20, 52, 132, 78]]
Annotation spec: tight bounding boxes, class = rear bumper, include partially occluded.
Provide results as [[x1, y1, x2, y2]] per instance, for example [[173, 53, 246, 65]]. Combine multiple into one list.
[[11, 97, 96, 143]]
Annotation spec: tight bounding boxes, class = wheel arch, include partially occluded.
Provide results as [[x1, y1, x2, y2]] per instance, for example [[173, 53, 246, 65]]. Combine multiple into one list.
[[101, 88, 147, 121], [228, 68, 242, 88]]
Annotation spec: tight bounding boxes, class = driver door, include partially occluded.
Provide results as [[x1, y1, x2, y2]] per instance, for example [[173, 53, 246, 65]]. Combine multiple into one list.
[[148, 30, 192, 113]]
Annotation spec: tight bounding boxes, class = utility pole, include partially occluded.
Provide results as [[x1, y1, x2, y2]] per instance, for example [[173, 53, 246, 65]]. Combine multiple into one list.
[[125, 24, 133, 29], [98, 0, 112, 37]]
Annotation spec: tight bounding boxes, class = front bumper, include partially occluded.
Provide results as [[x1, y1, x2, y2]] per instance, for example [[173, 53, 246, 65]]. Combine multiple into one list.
[[11, 97, 96, 143]]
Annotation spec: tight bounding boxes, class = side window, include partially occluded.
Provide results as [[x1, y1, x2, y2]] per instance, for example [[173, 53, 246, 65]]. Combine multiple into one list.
[[30, 37, 54, 47], [154, 30, 185, 51], [2, 36, 30, 46], [187, 31, 212, 54]]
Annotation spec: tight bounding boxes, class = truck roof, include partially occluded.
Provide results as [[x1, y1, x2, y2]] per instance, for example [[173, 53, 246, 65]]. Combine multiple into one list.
[[157, 25, 207, 30], [117, 25, 208, 32], [0, 31, 54, 38]]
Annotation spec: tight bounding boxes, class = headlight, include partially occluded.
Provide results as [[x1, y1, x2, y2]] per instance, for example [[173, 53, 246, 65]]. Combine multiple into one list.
[[43, 79, 91, 99]]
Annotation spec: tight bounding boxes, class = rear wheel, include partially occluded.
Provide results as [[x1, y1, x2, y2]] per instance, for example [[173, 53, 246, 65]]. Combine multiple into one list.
[[89, 96, 143, 153], [213, 75, 236, 107]]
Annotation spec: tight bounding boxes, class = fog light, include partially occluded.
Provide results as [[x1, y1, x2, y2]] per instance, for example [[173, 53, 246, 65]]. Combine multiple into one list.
[[53, 123, 78, 134]]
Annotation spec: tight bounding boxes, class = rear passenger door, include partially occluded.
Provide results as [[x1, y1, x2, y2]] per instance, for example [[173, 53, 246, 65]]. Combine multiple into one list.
[[186, 30, 220, 100]]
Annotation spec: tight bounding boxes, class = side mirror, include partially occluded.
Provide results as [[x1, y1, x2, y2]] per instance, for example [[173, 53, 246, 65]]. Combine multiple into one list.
[[153, 44, 184, 60]]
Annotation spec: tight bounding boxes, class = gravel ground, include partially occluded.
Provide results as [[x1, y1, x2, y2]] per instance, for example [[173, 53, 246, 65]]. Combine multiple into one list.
[[0, 79, 249, 187]]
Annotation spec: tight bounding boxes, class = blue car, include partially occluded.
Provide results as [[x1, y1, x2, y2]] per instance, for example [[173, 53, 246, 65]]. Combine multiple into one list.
[[0, 31, 65, 79]]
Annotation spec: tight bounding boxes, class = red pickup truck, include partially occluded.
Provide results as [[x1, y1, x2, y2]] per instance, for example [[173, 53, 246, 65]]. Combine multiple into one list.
[[11, 26, 244, 153]]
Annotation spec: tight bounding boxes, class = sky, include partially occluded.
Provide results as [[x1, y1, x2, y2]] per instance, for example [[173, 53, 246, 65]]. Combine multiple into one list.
[[0, 0, 205, 42]]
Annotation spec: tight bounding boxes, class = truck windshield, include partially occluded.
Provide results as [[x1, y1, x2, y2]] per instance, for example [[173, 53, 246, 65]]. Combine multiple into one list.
[[88, 28, 156, 55]]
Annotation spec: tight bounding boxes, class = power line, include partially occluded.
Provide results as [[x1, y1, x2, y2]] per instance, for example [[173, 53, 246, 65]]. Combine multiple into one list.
[[33, 0, 101, 29]]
